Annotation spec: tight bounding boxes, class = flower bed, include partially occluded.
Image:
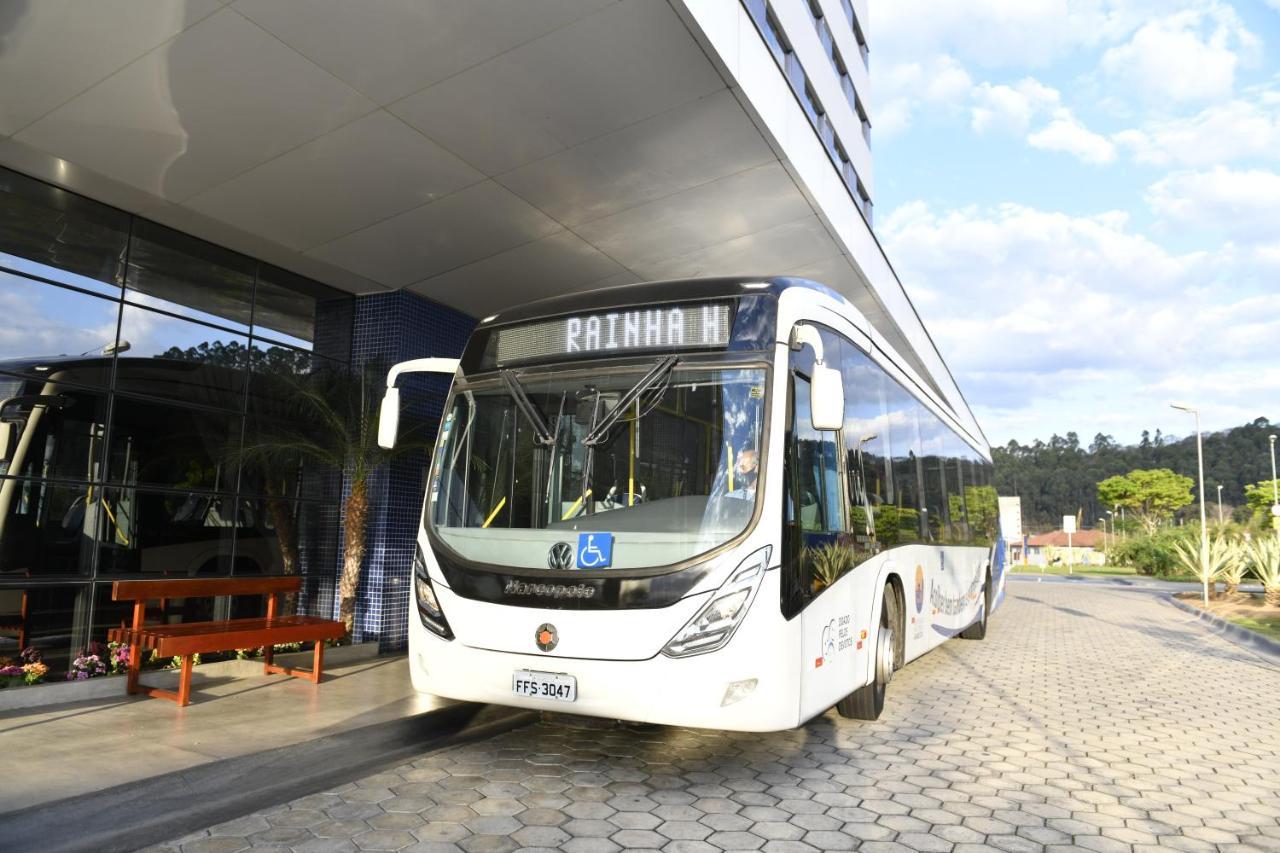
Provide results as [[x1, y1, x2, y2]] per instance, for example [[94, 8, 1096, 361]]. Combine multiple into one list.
[[0, 640, 379, 712]]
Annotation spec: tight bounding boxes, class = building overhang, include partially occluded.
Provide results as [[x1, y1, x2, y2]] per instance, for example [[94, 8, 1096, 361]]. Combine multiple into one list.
[[0, 0, 984, 448]]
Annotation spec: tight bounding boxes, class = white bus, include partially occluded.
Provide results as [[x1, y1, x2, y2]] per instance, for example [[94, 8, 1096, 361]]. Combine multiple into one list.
[[380, 278, 1006, 732]]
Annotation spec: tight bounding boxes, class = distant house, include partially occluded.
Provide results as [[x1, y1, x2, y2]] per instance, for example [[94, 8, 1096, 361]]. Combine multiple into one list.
[[1020, 529, 1107, 566]]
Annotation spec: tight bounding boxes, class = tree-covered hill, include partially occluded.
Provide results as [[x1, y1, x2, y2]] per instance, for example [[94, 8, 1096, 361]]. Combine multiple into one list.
[[993, 417, 1278, 532]]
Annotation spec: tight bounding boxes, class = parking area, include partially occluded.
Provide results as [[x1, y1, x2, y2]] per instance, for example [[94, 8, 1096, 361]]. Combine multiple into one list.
[[152, 581, 1280, 853]]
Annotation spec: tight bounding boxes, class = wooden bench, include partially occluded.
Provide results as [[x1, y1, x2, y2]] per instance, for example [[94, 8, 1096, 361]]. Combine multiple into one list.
[[108, 576, 345, 707]]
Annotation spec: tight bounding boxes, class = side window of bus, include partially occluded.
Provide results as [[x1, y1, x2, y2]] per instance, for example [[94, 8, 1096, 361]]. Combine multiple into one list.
[[965, 452, 998, 546], [945, 443, 971, 543], [918, 408, 949, 543], [840, 342, 890, 559], [884, 384, 923, 544]]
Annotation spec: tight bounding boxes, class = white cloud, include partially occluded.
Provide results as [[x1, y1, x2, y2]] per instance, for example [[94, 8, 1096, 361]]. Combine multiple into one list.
[[1027, 110, 1117, 163], [1112, 93, 1280, 166], [873, 0, 1215, 69], [878, 200, 1277, 442], [1146, 167, 1280, 241], [971, 78, 1062, 133], [875, 54, 973, 138], [1099, 4, 1260, 103]]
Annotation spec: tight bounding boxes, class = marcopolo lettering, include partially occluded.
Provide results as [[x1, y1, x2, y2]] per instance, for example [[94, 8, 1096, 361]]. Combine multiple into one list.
[[504, 580, 597, 599]]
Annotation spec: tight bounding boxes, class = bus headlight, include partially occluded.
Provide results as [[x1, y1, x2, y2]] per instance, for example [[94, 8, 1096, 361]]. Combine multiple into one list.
[[414, 545, 453, 640], [662, 546, 771, 658]]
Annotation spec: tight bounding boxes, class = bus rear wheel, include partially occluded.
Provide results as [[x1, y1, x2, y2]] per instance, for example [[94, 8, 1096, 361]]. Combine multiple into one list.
[[960, 571, 991, 640], [837, 586, 897, 721]]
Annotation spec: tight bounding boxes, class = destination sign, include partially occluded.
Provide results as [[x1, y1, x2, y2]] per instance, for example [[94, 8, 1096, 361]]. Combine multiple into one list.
[[493, 301, 732, 366]]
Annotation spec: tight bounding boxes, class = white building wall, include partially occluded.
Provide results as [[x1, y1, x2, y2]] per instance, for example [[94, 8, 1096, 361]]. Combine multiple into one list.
[[677, 0, 986, 450], [770, 0, 872, 201]]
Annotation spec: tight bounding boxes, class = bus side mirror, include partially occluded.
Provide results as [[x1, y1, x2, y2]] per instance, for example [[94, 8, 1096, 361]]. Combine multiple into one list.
[[810, 365, 844, 431], [378, 387, 400, 449]]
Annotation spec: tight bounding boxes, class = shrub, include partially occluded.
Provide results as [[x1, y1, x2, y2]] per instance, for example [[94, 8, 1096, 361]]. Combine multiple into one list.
[[1107, 526, 1199, 576]]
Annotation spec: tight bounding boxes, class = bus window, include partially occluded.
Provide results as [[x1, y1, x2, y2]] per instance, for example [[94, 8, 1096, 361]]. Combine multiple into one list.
[[429, 364, 767, 570], [945, 443, 970, 543], [841, 344, 890, 558], [0, 386, 108, 483], [885, 383, 923, 544]]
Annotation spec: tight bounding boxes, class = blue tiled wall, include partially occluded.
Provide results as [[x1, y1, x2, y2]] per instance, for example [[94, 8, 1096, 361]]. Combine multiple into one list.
[[344, 291, 475, 651]]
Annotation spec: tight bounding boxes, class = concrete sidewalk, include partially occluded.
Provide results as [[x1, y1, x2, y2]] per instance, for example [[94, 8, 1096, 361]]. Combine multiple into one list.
[[0, 655, 536, 853], [0, 655, 446, 812]]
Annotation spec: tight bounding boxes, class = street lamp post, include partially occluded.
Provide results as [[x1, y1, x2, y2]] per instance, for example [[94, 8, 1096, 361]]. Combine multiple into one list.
[[1098, 517, 1108, 555], [1171, 403, 1210, 607], [1216, 484, 1223, 528], [1106, 510, 1114, 561], [1270, 434, 1278, 533]]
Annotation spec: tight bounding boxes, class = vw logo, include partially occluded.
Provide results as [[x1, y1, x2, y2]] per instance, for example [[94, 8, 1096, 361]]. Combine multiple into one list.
[[548, 542, 574, 570], [535, 623, 558, 652]]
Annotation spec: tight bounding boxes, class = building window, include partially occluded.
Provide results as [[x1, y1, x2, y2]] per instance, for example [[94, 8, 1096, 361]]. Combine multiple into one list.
[[0, 166, 353, 680]]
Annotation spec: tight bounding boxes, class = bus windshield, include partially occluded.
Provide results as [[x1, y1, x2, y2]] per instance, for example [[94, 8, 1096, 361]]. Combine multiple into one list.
[[428, 362, 768, 571]]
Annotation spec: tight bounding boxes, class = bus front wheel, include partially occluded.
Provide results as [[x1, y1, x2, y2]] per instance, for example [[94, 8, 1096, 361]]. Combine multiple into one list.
[[837, 586, 897, 721]]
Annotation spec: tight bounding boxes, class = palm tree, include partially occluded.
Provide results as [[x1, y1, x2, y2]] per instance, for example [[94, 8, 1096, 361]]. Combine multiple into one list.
[[1171, 533, 1233, 600], [1217, 541, 1248, 598], [238, 367, 428, 633], [1245, 537, 1280, 608]]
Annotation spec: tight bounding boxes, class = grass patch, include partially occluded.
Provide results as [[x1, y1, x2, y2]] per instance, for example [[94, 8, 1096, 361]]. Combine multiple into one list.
[[1227, 615, 1280, 642], [1009, 564, 1137, 577]]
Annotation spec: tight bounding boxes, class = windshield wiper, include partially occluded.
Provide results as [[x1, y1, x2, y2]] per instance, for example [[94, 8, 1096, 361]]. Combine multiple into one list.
[[583, 355, 678, 446], [500, 370, 554, 445]]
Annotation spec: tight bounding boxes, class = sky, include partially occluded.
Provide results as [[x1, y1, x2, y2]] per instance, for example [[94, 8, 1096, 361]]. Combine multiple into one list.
[[870, 0, 1280, 448]]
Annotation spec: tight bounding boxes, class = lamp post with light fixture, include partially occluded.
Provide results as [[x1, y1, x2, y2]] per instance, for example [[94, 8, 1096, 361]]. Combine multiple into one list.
[[1270, 434, 1278, 534], [1216, 484, 1223, 528], [1171, 403, 1210, 607], [1106, 510, 1114, 561]]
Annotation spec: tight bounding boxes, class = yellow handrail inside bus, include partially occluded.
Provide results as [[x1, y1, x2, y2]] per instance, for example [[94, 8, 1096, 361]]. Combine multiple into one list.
[[726, 442, 734, 493], [482, 496, 507, 528], [90, 487, 131, 546], [562, 488, 592, 521], [628, 416, 636, 507]]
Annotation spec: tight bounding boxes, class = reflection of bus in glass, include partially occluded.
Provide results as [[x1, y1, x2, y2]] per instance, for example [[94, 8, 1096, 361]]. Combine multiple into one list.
[[0, 355, 287, 580], [380, 278, 1004, 731]]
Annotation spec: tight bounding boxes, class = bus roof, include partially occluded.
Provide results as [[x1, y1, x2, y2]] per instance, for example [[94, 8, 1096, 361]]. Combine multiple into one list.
[[475, 276, 848, 329]]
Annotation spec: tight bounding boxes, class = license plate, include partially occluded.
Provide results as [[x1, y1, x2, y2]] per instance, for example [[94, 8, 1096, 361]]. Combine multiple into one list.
[[512, 670, 577, 702]]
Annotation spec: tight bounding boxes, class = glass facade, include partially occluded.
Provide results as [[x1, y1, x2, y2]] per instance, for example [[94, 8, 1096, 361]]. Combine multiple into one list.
[[0, 167, 353, 678]]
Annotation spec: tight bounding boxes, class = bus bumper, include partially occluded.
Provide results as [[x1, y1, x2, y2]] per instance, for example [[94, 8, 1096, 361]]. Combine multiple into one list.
[[407, 610, 801, 732]]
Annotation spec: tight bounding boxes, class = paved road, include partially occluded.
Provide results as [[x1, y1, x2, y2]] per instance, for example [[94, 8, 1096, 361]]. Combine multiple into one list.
[[150, 584, 1280, 853]]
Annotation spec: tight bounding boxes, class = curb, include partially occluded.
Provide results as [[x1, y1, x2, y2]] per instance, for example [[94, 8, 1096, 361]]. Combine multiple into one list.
[[1167, 595, 1280, 660], [0, 702, 536, 853]]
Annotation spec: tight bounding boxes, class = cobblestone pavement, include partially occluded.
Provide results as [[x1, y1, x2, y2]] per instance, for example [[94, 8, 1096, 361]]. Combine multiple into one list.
[[150, 583, 1280, 853]]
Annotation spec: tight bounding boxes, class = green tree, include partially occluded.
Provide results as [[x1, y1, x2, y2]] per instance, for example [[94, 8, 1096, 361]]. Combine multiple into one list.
[[995, 417, 1276, 531], [1097, 468, 1194, 534], [1244, 480, 1280, 525], [237, 367, 428, 633]]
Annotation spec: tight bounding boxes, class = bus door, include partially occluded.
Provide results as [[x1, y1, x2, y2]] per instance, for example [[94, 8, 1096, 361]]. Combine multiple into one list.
[[787, 370, 860, 718]]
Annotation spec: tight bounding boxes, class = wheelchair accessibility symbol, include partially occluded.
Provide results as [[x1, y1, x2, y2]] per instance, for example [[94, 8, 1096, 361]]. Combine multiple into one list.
[[576, 533, 614, 569]]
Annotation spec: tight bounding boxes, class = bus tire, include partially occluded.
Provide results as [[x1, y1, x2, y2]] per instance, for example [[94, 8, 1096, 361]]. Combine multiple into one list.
[[836, 586, 896, 721], [960, 571, 990, 640]]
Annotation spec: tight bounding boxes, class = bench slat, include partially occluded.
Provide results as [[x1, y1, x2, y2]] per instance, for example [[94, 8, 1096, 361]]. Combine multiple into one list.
[[108, 616, 345, 657], [112, 576, 301, 601]]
